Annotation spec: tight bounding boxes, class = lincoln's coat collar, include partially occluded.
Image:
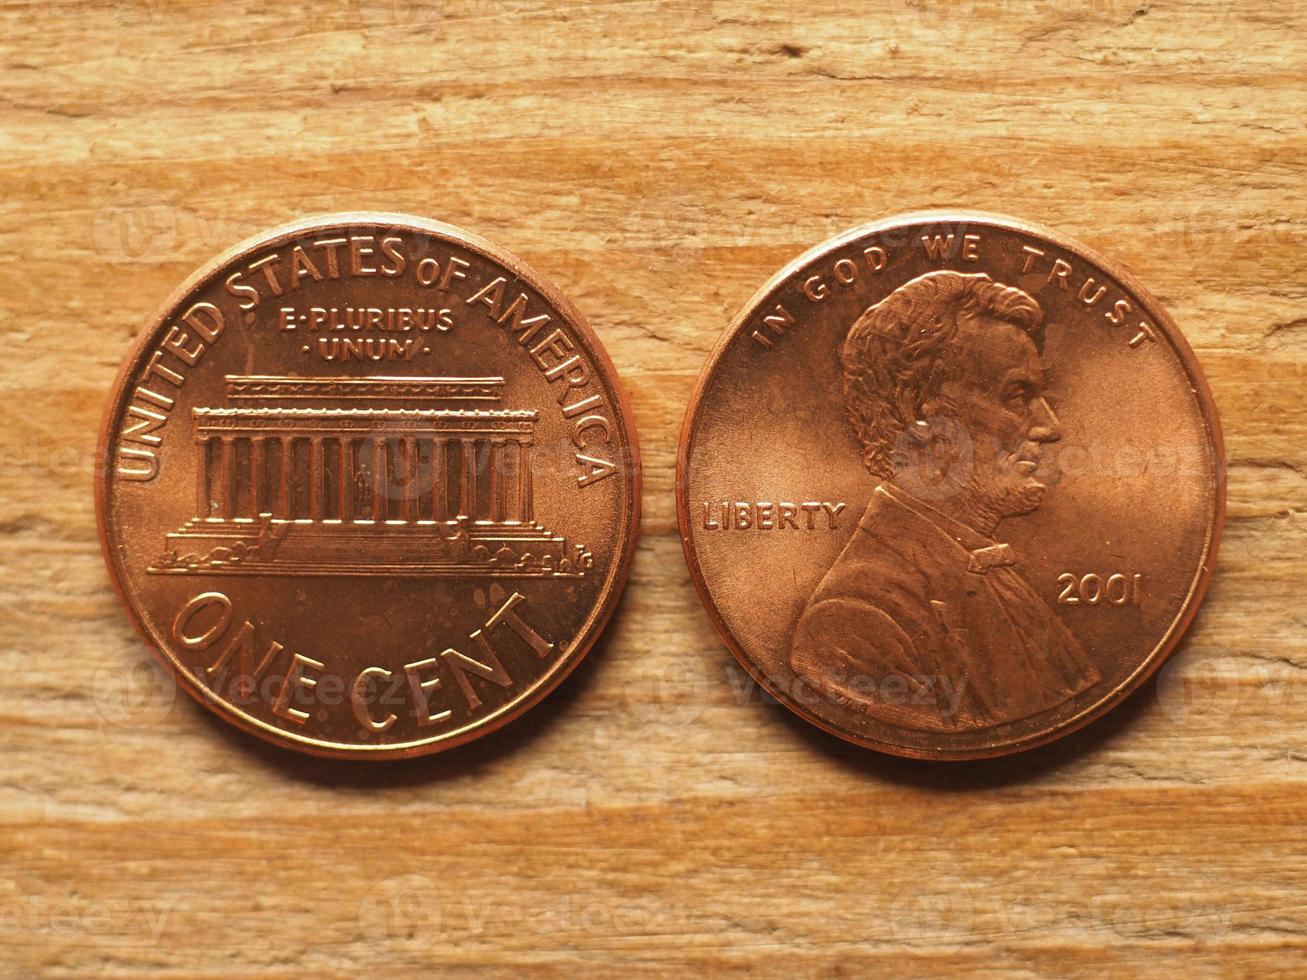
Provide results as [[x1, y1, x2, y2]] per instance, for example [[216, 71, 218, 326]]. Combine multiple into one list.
[[874, 484, 1016, 575]]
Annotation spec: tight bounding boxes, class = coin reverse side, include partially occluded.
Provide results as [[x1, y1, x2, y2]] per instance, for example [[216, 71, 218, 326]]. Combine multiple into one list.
[[677, 211, 1224, 760], [97, 213, 640, 759]]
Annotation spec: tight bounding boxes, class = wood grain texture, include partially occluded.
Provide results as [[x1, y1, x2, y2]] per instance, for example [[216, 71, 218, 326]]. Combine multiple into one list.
[[1, 0, 1305, 975]]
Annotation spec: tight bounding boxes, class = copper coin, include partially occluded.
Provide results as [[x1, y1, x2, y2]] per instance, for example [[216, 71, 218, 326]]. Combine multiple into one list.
[[677, 211, 1224, 760], [96, 213, 640, 759]]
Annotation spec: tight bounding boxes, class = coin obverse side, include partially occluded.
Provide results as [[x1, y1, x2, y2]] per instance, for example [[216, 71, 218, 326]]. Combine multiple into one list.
[[677, 211, 1224, 760], [97, 213, 641, 759]]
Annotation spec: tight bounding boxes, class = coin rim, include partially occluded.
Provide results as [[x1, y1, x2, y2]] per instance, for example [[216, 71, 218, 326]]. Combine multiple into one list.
[[95, 212, 642, 760], [675, 209, 1226, 761]]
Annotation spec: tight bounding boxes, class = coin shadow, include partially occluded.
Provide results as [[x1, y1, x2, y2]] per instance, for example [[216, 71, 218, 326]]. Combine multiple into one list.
[[185, 602, 622, 790], [767, 669, 1160, 790]]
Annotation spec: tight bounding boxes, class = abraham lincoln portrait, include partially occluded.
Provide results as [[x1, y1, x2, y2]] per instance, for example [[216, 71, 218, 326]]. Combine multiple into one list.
[[790, 271, 1100, 732]]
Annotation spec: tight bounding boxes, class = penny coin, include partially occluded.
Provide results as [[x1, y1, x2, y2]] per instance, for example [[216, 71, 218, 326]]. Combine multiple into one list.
[[96, 213, 640, 759], [677, 211, 1224, 760]]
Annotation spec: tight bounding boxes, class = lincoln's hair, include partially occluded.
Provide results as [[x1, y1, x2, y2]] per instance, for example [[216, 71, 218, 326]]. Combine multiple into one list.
[[842, 271, 1044, 479]]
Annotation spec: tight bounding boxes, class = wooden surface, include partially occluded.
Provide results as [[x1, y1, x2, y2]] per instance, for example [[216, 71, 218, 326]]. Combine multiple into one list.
[[2, 0, 1305, 975]]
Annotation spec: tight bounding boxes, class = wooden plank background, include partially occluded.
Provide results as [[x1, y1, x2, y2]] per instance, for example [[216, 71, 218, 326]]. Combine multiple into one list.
[[1, 0, 1305, 975]]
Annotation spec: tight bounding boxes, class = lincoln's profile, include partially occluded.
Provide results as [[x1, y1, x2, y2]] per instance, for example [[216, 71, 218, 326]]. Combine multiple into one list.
[[791, 271, 1100, 731]]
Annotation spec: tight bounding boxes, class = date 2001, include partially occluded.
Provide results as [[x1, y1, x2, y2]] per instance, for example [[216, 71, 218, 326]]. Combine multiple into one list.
[[1057, 572, 1143, 606]]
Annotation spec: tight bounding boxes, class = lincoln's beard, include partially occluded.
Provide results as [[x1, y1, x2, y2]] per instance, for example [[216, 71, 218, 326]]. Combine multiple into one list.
[[987, 478, 1047, 518], [886, 428, 1050, 531], [963, 452, 1049, 529]]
